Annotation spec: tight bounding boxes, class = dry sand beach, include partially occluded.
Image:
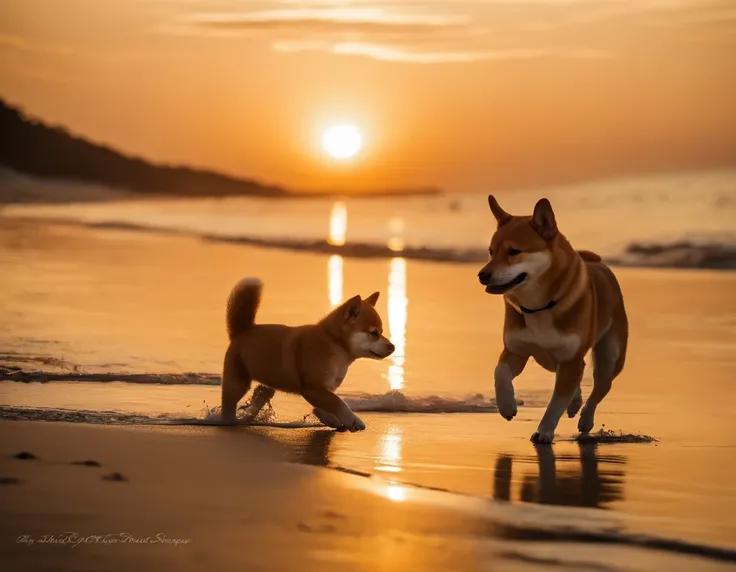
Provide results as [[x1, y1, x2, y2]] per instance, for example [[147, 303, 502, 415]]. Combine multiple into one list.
[[1, 177, 736, 571]]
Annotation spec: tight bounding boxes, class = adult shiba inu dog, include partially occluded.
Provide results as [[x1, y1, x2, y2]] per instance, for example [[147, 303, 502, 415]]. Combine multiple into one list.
[[220, 278, 395, 431], [477, 196, 628, 444]]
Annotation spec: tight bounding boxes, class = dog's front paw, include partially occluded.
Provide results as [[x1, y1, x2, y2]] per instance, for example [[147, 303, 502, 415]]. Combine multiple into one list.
[[530, 431, 555, 444], [313, 408, 341, 429], [495, 383, 517, 421], [325, 411, 365, 433], [347, 415, 366, 433]]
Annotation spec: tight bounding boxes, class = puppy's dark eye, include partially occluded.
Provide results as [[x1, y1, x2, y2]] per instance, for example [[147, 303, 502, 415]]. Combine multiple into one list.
[[507, 248, 521, 256], [369, 329, 380, 339]]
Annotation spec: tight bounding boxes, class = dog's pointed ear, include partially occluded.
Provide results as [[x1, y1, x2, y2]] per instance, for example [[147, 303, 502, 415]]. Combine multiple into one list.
[[364, 292, 380, 307], [488, 195, 512, 226], [531, 198, 558, 241], [343, 295, 362, 323]]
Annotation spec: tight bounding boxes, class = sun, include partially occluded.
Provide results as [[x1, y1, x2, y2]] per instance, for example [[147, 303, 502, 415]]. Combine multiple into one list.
[[322, 124, 362, 160]]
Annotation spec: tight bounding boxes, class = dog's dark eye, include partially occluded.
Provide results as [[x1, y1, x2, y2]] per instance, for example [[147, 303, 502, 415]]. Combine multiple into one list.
[[507, 248, 521, 256], [369, 329, 380, 339]]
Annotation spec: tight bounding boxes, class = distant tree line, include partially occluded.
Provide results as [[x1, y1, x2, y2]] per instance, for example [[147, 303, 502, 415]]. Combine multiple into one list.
[[0, 99, 287, 197]]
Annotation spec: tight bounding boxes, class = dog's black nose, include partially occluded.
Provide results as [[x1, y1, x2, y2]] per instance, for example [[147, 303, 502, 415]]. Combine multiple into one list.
[[387, 343, 396, 353], [478, 270, 491, 285]]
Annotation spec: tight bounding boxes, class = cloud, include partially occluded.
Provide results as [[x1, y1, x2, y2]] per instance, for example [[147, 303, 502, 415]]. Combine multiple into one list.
[[271, 0, 702, 7], [188, 7, 469, 34], [512, 0, 734, 31], [273, 40, 611, 63], [172, 6, 613, 63], [0, 34, 137, 62]]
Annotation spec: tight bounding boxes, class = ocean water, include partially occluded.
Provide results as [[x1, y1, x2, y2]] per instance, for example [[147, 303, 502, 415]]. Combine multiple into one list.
[[1, 170, 736, 560], [2, 169, 735, 260]]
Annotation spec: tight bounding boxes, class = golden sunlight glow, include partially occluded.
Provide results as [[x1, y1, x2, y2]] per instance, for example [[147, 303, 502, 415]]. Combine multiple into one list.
[[328, 201, 347, 246], [376, 425, 403, 473], [387, 257, 407, 391], [388, 217, 405, 235], [328, 254, 343, 308], [387, 237, 405, 252], [322, 124, 362, 160], [385, 483, 408, 503]]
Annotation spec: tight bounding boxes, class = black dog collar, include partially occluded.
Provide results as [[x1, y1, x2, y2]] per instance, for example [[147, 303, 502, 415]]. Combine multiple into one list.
[[520, 300, 557, 314]]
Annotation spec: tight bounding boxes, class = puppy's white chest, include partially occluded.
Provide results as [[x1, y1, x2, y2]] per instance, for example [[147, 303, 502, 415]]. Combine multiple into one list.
[[505, 316, 580, 361], [325, 359, 350, 392]]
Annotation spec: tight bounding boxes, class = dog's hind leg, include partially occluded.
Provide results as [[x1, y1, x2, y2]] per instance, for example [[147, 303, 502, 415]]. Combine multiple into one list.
[[242, 384, 275, 423], [532, 358, 585, 444], [567, 386, 583, 418], [578, 301, 628, 434], [221, 346, 252, 424]]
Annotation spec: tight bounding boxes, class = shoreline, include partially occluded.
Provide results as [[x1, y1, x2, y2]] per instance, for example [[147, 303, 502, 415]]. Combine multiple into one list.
[[1, 214, 735, 270], [1, 419, 735, 571]]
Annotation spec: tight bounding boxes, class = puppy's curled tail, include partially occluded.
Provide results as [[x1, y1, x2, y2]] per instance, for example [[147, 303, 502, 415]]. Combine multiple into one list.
[[577, 250, 602, 263], [226, 277, 262, 340]]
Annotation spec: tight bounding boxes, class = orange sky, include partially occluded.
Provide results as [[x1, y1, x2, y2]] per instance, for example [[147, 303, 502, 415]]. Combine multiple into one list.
[[1, 0, 735, 193]]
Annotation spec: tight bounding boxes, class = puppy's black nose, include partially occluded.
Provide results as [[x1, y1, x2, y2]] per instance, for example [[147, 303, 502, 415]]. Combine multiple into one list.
[[387, 343, 396, 354], [478, 270, 491, 285]]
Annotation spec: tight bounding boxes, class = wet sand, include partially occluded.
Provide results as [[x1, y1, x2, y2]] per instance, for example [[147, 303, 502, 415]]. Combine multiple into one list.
[[1, 218, 736, 564], [2, 420, 735, 572]]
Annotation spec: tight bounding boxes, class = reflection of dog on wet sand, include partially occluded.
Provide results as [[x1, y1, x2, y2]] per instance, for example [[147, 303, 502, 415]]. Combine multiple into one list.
[[287, 430, 336, 467], [478, 196, 629, 444], [492, 444, 625, 508], [220, 278, 395, 431]]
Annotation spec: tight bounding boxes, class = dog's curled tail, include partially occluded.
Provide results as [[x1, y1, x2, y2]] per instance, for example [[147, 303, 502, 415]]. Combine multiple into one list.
[[577, 250, 603, 263], [226, 277, 263, 340]]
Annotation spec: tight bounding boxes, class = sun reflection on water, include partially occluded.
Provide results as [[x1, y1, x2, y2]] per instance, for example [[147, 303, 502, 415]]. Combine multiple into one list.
[[327, 202, 346, 308], [387, 257, 407, 391], [376, 425, 403, 474], [385, 484, 407, 502], [327, 255, 343, 308], [328, 201, 347, 246]]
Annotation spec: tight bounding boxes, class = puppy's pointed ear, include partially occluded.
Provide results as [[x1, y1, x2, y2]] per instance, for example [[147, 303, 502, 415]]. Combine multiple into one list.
[[343, 295, 362, 323], [364, 292, 380, 307], [488, 195, 512, 226], [531, 198, 558, 241]]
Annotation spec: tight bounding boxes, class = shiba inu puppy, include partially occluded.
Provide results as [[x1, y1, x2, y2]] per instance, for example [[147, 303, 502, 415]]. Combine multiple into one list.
[[221, 278, 395, 431], [478, 196, 628, 444]]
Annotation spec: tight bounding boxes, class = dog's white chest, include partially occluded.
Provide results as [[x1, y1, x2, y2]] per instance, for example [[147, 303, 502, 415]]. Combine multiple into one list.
[[505, 315, 580, 362], [325, 358, 350, 392]]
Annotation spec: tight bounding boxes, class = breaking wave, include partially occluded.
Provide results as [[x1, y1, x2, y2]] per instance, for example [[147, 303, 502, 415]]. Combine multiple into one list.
[[0, 404, 322, 427], [3, 214, 735, 269], [344, 390, 518, 413], [607, 239, 736, 270], [0, 387, 521, 427], [18, 217, 489, 264], [0, 367, 222, 385], [0, 358, 522, 415]]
